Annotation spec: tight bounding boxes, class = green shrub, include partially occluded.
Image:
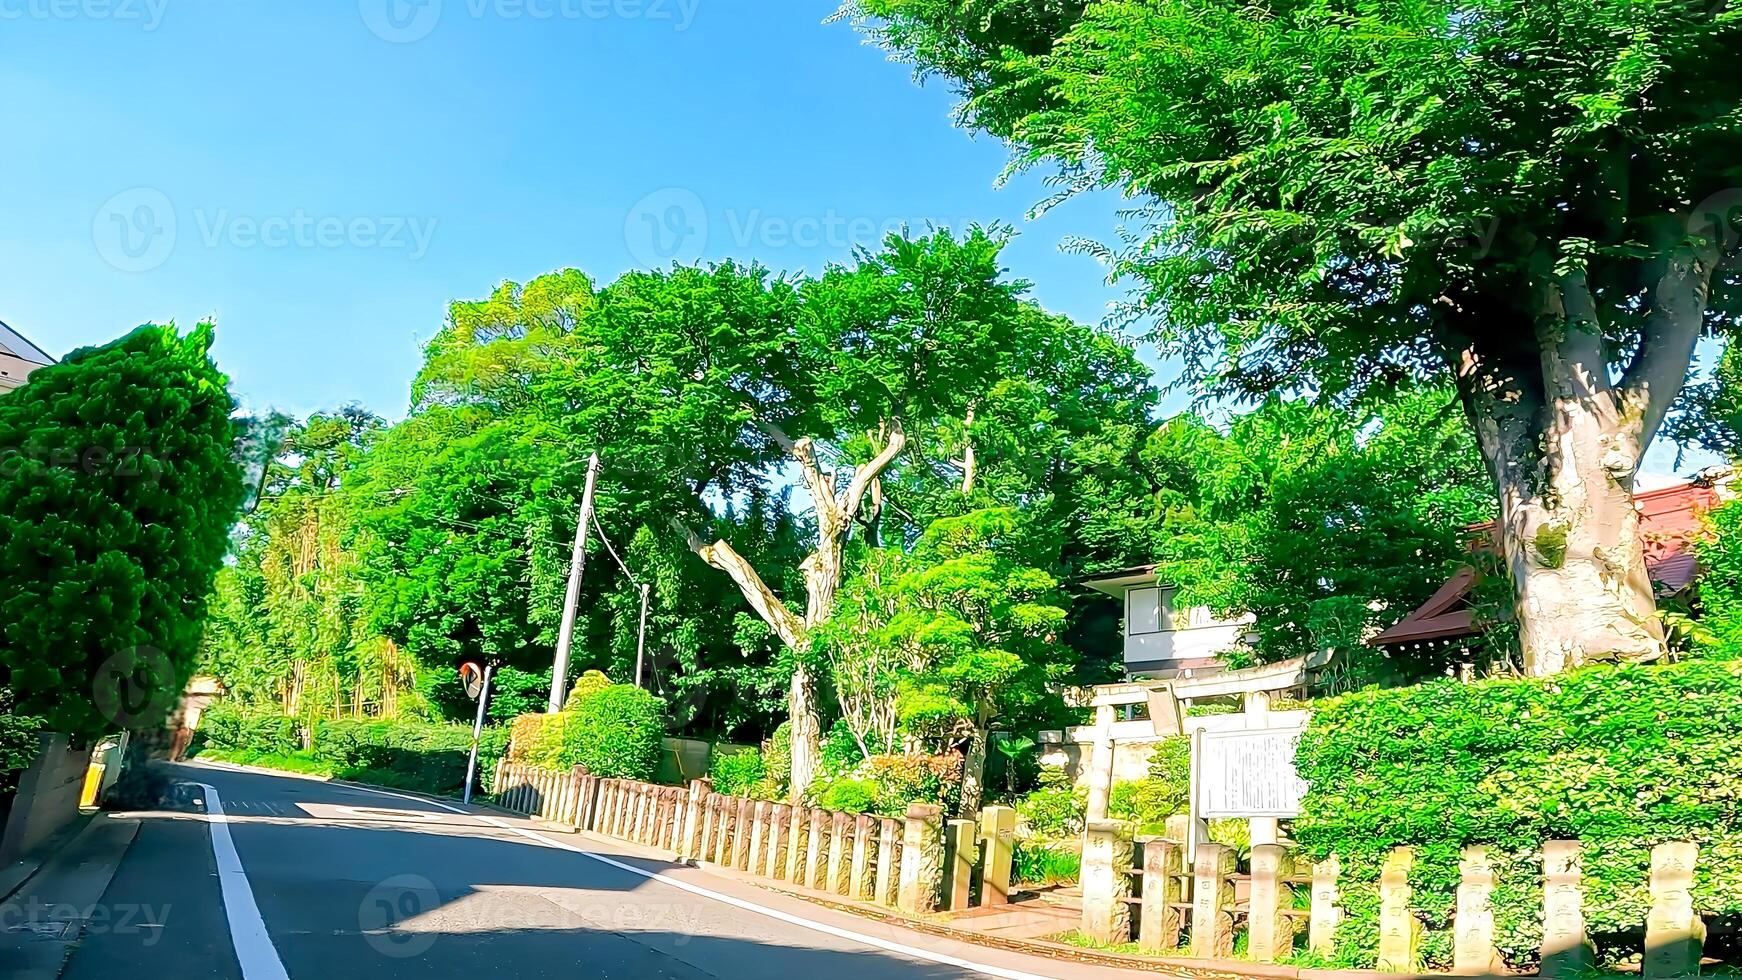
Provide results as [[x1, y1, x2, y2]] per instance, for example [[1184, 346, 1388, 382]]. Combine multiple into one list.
[[508, 712, 573, 768], [764, 721, 792, 796], [562, 684, 665, 780], [817, 776, 878, 814], [866, 753, 961, 816], [1012, 839, 1081, 887], [1296, 659, 1742, 970], [197, 703, 301, 756], [1016, 785, 1083, 839], [1, 713, 43, 800], [709, 748, 767, 798], [563, 670, 612, 711]]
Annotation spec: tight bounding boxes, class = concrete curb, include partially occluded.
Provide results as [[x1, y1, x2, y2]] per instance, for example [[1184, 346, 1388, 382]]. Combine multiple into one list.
[[0, 812, 97, 905]]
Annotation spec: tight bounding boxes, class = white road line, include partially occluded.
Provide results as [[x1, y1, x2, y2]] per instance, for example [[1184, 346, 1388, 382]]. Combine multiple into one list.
[[195, 782, 292, 980], [305, 778, 1063, 980]]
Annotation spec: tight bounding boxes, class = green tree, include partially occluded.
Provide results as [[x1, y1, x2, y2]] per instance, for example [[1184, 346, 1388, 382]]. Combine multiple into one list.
[[0, 324, 242, 740], [883, 507, 1072, 813], [849, 0, 1742, 676]]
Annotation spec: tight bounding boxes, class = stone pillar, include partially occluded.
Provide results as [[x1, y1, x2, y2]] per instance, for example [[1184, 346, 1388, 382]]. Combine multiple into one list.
[[1453, 845, 1503, 974], [1138, 837, 1183, 952], [679, 779, 710, 859], [1377, 846, 1419, 974], [732, 797, 754, 870], [1541, 840, 1594, 978], [1644, 842, 1704, 980], [786, 807, 810, 885], [766, 805, 791, 879], [698, 793, 719, 861], [712, 795, 735, 866], [1248, 843, 1296, 962], [806, 807, 830, 888], [1190, 841, 1236, 958], [631, 785, 651, 842], [943, 818, 978, 911], [747, 801, 770, 875], [829, 812, 853, 894], [850, 814, 876, 900], [898, 803, 944, 914], [1083, 703, 1117, 822], [1309, 855, 1342, 957], [876, 816, 900, 906], [1081, 819, 1136, 945], [979, 806, 1017, 907]]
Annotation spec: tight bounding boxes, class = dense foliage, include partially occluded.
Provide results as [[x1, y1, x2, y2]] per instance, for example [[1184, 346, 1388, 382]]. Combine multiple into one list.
[[1295, 660, 1742, 969], [0, 711, 43, 801], [849, 0, 1742, 672], [195, 702, 508, 798], [0, 324, 242, 740], [504, 681, 667, 782]]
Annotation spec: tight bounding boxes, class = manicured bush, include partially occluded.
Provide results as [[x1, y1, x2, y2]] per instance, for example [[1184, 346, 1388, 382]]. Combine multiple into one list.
[[1016, 785, 1083, 838], [197, 703, 301, 756], [1295, 659, 1742, 970], [865, 752, 962, 816], [0, 324, 243, 741], [560, 684, 665, 780], [817, 776, 878, 814], [562, 670, 612, 711], [507, 712, 574, 768], [708, 747, 767, 798]]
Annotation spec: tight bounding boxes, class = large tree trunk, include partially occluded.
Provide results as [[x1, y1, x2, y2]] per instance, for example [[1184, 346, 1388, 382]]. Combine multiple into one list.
[[1447, 235, 1716, 674], [958, 719, 988, 816]]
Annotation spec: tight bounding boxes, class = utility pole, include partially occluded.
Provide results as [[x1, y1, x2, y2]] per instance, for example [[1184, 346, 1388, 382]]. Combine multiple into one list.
[[547, 453, 601, 712], [634, 582, 651, 687]]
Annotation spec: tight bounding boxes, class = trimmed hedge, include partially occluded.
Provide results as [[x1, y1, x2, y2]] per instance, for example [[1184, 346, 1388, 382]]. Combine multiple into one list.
[[504, 683, 667, 783], [194, 704, 507, 798], [1295, 659, 1742, 969]]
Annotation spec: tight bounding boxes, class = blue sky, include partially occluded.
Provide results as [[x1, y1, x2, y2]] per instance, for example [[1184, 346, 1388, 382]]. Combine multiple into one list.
[[0, 0, 1710, 475]]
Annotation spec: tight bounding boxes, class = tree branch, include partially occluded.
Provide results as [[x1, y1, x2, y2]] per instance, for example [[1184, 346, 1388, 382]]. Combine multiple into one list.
[[841, 419, 907, 523], [1622, 220, 1720, 446], [672, 517, 805, 648]]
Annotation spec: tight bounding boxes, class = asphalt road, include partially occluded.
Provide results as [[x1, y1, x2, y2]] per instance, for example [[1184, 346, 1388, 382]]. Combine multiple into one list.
[[57, 762, 1143, 980]]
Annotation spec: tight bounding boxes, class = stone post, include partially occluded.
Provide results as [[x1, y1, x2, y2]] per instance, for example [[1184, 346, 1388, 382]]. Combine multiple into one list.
[[712, 795, 735, 865], [1454, 845, 1503, 974], [1190, 841, 1236, 958], [698, 793, 719, 861], [680, 779, 711, 858], [732, 797, 754, 870], [876, 816, 900, 906], [806, 807, 830, 888], [747, 801, 770, 875], [1377, 846, 1419, 974], [1082, 819, 1136, 945], [850, 814, 876, 900], [979, 806, 1016, 907], [942, 818, 977, 911], [1643, 842, 1704, 980], [898, 803, 944, 914], [829, 812, 853, 894], [766, 805, 791, 879], [1138, 837, 1183, 952], [786, 806, 809, 885], [1541, 840, 1594, 978], [1248, 843, 1296, 962], [1309, 855, 1342, 957]]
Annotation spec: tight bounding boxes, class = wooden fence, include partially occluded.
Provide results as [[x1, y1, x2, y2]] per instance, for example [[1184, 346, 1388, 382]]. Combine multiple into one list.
[[1081, 821, 1709, 978], [491, 761, 1018, 915]]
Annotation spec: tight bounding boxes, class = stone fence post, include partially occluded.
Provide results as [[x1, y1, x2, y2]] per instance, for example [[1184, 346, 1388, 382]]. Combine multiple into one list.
[[1138, 836, 1183, 953], [943, 818, 977, 911], [979, 806, 1016, 907], [1454, 845, 1502, 974], [850, 814, 876, 900], [680, 778, 711, 858], [1081, 819, 1136, 945], [1248, 843, 1296, 962], [876, 816, 900, 907], [897, 803, 944, 914], [1377, 846, 1419, 974], [1190, 841, 1236, 958], [1541, 840, 1593, 978], [1643, 842, 1703, 980], [1309, 855, 1341, 957]]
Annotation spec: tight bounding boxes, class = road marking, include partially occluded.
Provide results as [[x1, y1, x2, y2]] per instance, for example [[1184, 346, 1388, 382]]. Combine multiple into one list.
[[318, 780, 1062, 980], [195, 782, 292, 980]]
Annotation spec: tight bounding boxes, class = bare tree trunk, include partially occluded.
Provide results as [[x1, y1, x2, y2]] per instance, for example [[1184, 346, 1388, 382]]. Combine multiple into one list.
[[1447, 238, 1716, 674]]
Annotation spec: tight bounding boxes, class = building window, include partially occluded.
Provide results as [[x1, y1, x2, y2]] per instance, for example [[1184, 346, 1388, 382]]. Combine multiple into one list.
[[1127, 586, 1169, 635]]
